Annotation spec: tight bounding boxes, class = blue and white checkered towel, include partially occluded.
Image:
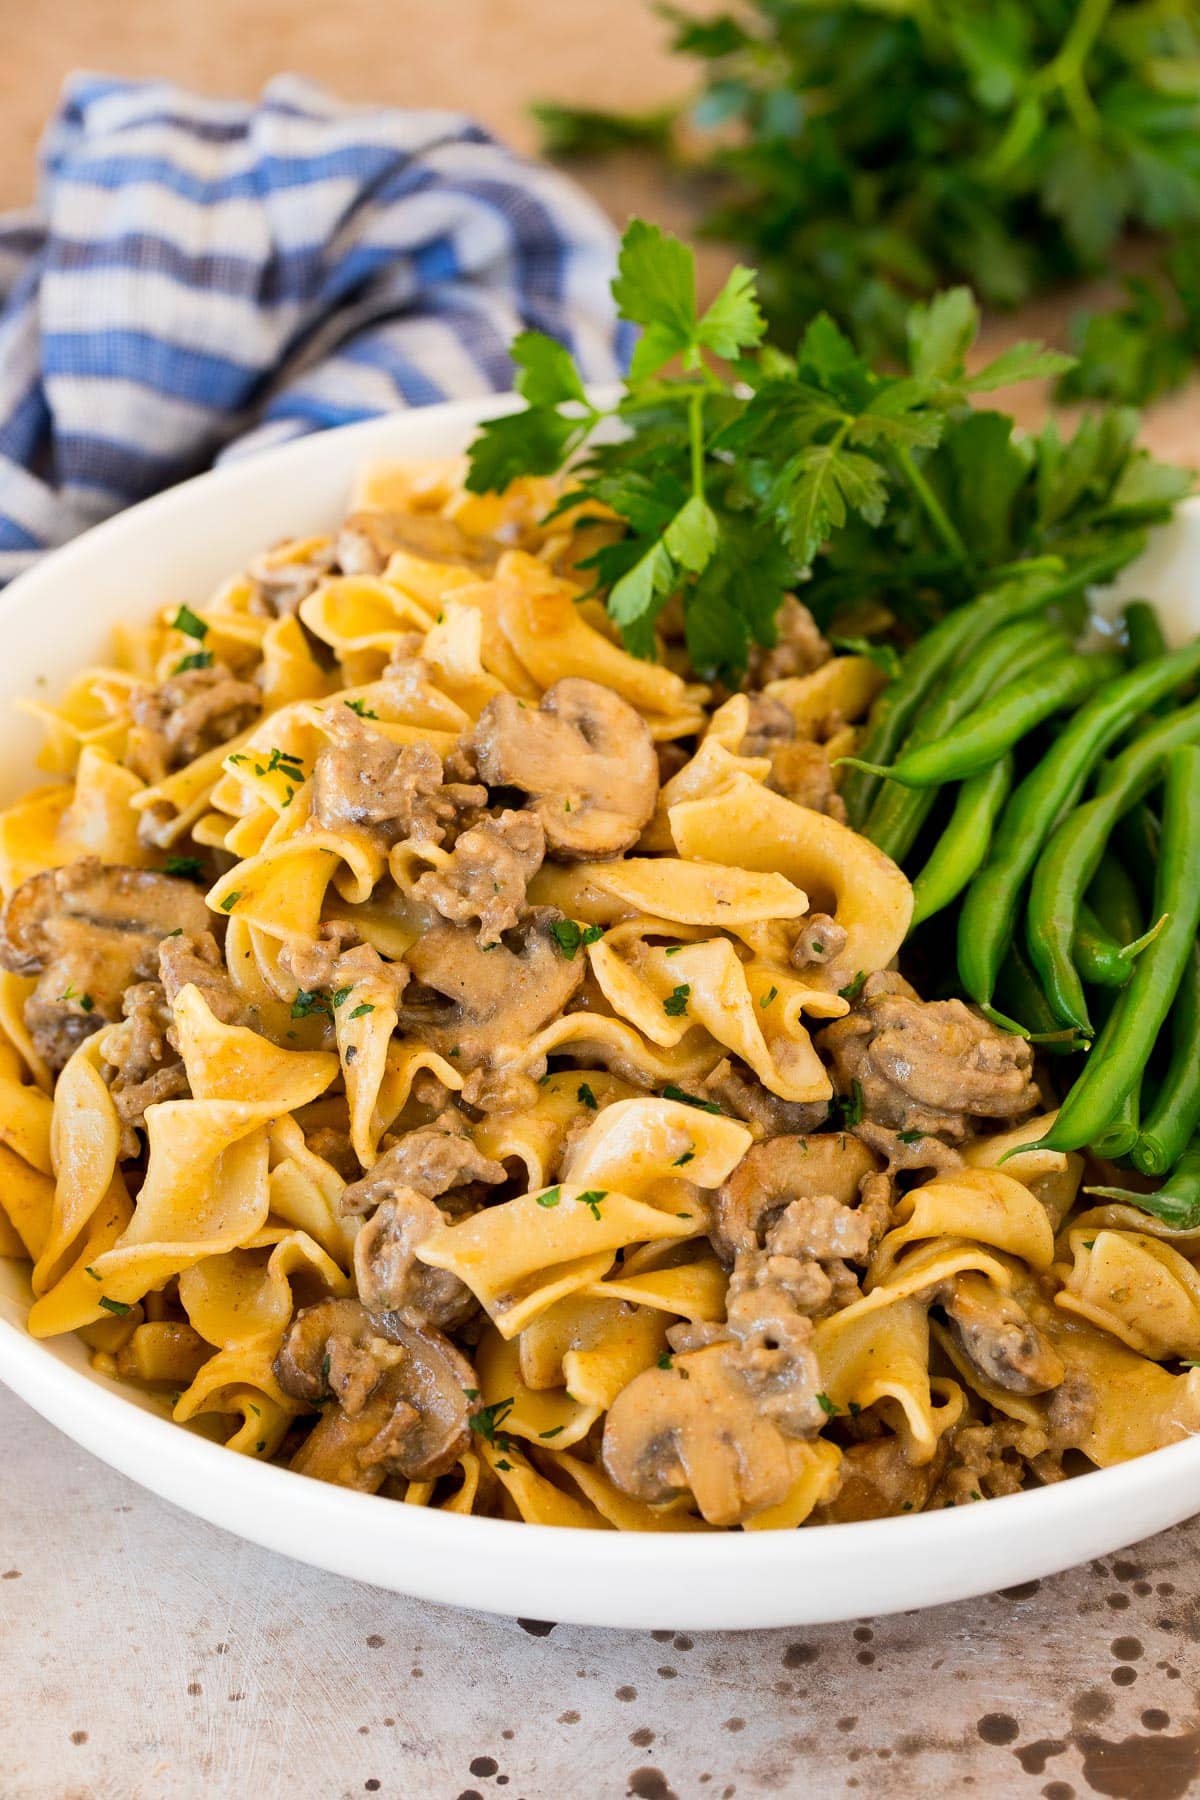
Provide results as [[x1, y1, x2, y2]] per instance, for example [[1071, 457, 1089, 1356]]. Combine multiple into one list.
[[0, 73, 629, 584]]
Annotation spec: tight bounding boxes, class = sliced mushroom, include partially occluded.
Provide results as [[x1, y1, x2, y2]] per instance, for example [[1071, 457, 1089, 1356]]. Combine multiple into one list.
[[400, 908, 585, 1070], [818, 988, 1039, 1143], [0, 858, 213, 1071], [939, 1273, 1066, 1396], [353, 1191, 479, 1329], [276, 1298, 474, 1490], [466, 677, 658, 859], [335, 510, 503, 577], [601, 1344, 810, 1527], [713, 1132, 879, 1264]]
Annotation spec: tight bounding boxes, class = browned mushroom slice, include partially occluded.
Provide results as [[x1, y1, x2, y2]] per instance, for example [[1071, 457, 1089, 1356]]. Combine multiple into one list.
[[400, 908, 585, 1069], [275, 1298, 474, 1490], [336, 510, 503, 577], [353, 1192, 479, 1329], [817, 987, 1039, 1144], [713, 1132, 879, 1264], [601, 1344, 809, 1528], [0, 858, 213, 1071], [939, 1272, 1065, 1396], [466, 677, 659, 859]]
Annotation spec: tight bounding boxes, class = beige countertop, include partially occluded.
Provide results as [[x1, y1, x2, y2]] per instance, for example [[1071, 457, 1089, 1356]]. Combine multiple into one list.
[[4, 1381, 1200, 1799], [2, 6, 1200, 1795]]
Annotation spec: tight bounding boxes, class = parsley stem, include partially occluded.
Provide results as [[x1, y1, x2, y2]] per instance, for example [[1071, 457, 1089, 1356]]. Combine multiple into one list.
[[688, 386, 706, 501], [895, 445, 968, 563]]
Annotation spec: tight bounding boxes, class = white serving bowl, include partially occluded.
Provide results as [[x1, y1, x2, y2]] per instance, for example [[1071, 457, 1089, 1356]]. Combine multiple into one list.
[[1, 396, 1199, 1631]]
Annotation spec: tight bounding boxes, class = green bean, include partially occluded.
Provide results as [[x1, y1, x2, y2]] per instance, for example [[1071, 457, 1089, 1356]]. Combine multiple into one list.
[[1024, 697, 1200, 1033], [840, 556, 1075, 827], [1113, 802, 1161, 898], [1132, 941, 1200, 1177], [1124, 600, 1168, 670], [845, 650, 1124, 790], [1091, 1067, 1141, 1160], [958, 640, 1200, 1022], [1073, 903, 1165, 989], [1088, 851, 1144, 947], [909, 753, 1013, 927], [1023, 745, 1200, 1154], [863, 620, 1062, 862], [992, 934, 1083, 1054], [1085, 1137, 1200, 1231]]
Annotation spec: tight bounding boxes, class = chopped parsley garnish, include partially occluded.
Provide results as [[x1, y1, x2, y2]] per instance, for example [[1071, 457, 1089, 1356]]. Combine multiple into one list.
[[841, 1079, 865, 1128], [266, 746, 304, 776], [248, 1403, 261, 1417], [656, 1352, 673, 1371], [348, 1002, 375, 1019], [537, 1186, 562, 1209], [174, 649, 214, 674], [98, 1297, 131, 1317], [463, 1387, 480, 1400], [897, 1129, 925, 1145], [538, 1426, 566, 1440], [331, 986, 353, 1009], [320, 1354, 332, 1385], [664, 945, 682, 957], [662, 983, 691, 1018], [468, 1397, 515, 1446], [550, 918, 603, 959], [165, 856, 204, 880], [577, 1082, 598, 1111], [343, 698, 378, 719], [847, 1401, 862, 1418], [816, 1392, 840, 1417], [577, 1189, 608, 1220], [255, 1440, 267, 1454], [84, 1266, 101, 1281], [673, 1150, 695, 1168], [219, 891, 241, 912], [1082, 1239, 1097, 1250], [291, 990, 336, 1019], [172, 603, 207, 640], [495, 1459, 514, 1472], [662, 1083, 720, 1114], [80, 994, 95, 1013], [838, 970, 868, 1003], [58, 984, 76, 1003], [759, 985, 778, 1009]]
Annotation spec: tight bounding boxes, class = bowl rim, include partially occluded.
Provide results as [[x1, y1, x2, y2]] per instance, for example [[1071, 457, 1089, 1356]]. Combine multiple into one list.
[[2, 389, 1198, 1629]]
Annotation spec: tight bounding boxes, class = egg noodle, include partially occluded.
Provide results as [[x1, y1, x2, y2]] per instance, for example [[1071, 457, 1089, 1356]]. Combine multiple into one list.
[[1, 458, 1197, 1533]]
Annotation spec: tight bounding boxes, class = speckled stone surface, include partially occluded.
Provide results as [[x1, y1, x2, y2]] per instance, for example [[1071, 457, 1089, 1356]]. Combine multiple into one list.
[[3, 1383, 1199, 1800]]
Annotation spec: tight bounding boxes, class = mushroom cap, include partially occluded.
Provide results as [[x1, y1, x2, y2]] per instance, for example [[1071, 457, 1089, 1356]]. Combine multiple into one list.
[[713, 1131, 879, 1264], [275, 1297, 475, 1484], [401, 907, 585, 1068], [601, 1344, 805, 1528], [468, 677, 659, 859], [0, 858, 212, 976]]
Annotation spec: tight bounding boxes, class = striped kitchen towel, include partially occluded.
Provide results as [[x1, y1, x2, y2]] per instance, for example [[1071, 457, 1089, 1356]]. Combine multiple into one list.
[[0, 73, 629, 584]]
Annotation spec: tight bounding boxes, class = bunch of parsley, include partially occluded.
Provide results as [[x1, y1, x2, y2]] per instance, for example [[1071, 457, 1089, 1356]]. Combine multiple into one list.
[[466, 219, 1190, 680], [538, 0, 1200, 403]]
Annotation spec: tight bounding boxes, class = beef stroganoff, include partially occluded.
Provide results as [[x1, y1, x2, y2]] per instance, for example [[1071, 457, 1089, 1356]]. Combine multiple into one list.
[[2, 457, 1198, 1535]]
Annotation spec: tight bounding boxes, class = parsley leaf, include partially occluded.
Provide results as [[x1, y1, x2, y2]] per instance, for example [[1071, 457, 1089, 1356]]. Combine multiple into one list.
[[468, 1397, 515, 1446], [343, 698, 378, 719], [577, 1082, 598, 1111], [662, 983, 691, 1018], [98, 1296, 131, 1317], [662, 1083, 721, 1114], [165, 856, 204, 881], [174, 649, 214, 674], [172, 603, 207, 639]]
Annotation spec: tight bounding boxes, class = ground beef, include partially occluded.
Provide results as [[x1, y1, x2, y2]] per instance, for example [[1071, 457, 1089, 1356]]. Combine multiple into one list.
[[128, 664, 261, 782], [413, 809, 545, 944]]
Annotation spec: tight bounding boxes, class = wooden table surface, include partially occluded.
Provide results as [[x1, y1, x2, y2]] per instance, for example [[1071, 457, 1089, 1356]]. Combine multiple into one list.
[[3, 5, 1200, 1794]]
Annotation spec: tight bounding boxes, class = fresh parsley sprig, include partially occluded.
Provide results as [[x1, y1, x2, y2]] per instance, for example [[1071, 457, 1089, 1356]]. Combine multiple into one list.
[[467, 220, 1187, 678], [538, 1, 1200, 401]]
